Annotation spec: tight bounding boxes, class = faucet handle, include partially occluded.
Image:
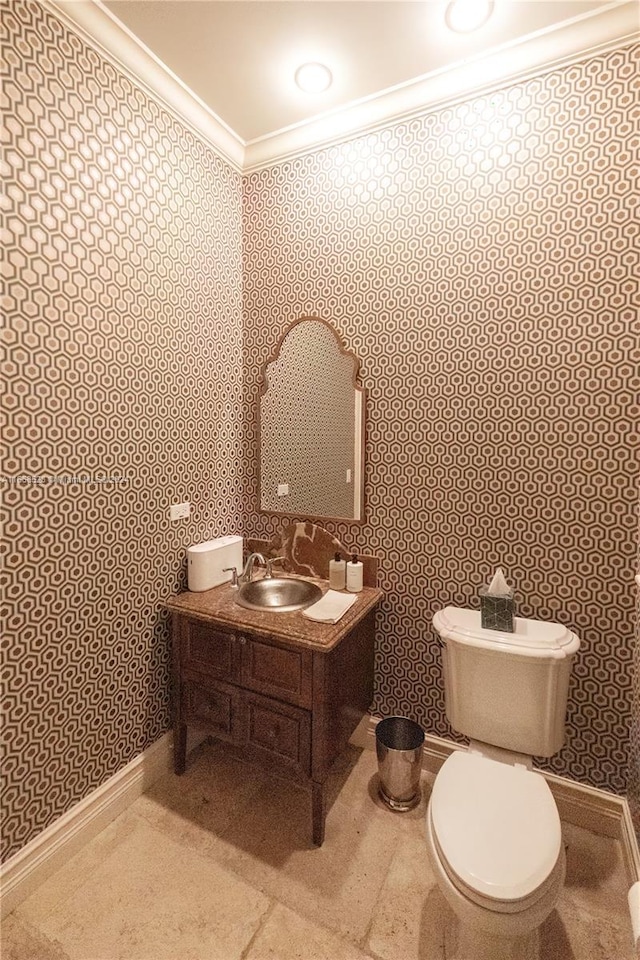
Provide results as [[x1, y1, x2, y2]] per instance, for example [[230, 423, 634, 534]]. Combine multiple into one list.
[[265, 556, 286, 578], [222, 566, 239, 587]]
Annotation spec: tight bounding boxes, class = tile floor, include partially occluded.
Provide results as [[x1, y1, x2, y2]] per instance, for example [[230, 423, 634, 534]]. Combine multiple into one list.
[[2, 740, 636, 960]]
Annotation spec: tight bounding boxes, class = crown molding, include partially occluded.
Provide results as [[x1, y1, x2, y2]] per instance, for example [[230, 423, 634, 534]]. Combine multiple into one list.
[[243, 2, 639, 172], [45, 0, 245, 172], [45, 1, 638, 175]]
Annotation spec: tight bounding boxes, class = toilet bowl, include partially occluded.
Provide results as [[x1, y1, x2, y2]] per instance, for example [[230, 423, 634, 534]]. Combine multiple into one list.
[[425, 750, 565, 940]]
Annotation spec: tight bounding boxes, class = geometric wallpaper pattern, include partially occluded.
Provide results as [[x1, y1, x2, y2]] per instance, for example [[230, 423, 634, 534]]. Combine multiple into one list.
[[631, 559, 640, 842], [2, 0, 639, 863], [1, 1, 243, 860], [243, 44, 639, 801]]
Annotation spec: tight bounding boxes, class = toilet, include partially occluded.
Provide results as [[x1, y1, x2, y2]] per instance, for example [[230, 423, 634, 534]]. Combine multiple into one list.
[[427, 606, 580, 954]]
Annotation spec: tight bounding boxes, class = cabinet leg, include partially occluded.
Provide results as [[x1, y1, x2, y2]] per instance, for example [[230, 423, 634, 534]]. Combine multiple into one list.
[[174, 722, 187, 775], [312, 780, 326, 847]]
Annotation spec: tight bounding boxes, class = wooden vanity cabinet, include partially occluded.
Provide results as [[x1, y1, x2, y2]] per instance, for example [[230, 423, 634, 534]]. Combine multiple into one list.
[[171, 610, 376, 846]]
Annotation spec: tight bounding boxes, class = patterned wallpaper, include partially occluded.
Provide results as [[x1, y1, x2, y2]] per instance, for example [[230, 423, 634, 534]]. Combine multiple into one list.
[[631, 558, 640, 842], [243, 45, 640, 796], [1, 2, 243, 860]]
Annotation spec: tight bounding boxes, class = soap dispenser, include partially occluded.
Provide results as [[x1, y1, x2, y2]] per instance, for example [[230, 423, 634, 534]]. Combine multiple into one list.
[[346, 553, 363, 593], [329, 552, 346, 590]]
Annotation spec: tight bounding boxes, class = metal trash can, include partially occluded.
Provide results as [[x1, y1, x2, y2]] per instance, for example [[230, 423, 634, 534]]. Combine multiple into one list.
[[375, 716, 425, 811]]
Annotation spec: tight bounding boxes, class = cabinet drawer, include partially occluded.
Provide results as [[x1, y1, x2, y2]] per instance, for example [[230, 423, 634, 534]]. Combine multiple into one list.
[[240, 636, 312, 708], [183, 679, 242, 742], [182, 621, 238, 682], [245, 692, 310, 776]]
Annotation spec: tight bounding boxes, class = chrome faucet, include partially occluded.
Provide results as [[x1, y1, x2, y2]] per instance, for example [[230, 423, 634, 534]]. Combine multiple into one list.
[[265, 556, 286, 578], [241, 552, 266, 583]]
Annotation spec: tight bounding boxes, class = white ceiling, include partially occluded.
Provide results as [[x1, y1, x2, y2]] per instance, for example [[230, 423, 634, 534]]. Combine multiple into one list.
[[102, 0, 610, 142], [52, 0, 638, 168]]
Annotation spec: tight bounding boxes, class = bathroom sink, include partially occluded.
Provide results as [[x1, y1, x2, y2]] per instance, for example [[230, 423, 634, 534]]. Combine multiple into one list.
[[235, 577, 322, 613]]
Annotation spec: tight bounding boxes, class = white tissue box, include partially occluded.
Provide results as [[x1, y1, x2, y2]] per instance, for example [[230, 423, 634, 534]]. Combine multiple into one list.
[[187, 536, 243, 592]]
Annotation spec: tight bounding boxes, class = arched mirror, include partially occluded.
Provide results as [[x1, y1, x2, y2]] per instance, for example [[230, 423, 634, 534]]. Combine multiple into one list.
[[259, 317, 365, 523]]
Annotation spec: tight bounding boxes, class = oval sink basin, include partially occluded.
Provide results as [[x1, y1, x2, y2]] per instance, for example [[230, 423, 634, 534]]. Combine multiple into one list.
[[235, 577, 322, 613]]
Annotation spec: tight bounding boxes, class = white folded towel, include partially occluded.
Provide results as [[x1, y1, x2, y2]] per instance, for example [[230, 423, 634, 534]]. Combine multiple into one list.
[[302, 590, 357, 624]]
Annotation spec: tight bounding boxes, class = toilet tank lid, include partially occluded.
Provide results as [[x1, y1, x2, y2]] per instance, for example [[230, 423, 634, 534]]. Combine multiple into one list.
[[430, 752, 561, 902], [433, 607, 580, 659]]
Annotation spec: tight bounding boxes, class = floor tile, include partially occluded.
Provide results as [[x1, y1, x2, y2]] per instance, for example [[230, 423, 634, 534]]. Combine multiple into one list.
[[210, 770, 402, 943], [244, 902, 376, 960], [16, 809, 143, 927], [0, 913, 70, 960], [132, 738, 268, 855], [539, 900, 637, 960], [323, 744, 376, 811], [561, 821, 631, 923], [19, 820, 271, 960], [366, 831, 449, 960]]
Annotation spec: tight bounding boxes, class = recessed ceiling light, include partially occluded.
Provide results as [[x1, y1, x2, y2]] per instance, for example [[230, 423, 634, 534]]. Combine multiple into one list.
[[445, 0, 494, 33], [294, 62, 333, 94]]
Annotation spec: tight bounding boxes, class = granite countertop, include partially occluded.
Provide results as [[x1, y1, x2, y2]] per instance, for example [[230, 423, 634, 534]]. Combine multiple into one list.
[[165, 576, 383, 652]]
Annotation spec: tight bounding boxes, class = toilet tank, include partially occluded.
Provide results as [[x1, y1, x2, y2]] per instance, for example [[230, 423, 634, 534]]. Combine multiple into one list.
[[433, 607, 580, 758]]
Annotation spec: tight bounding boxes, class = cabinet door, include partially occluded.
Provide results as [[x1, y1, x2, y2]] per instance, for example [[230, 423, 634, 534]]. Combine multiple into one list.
[[182, 678, 244, 743], [240, 636, 312, 708], [244, 690, 311, 776], [181, 620, 239, 682]]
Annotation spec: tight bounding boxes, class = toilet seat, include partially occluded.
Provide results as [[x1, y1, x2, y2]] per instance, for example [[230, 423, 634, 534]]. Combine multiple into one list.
[[430, 816, 563, 914], [429, 751, 562, 909]]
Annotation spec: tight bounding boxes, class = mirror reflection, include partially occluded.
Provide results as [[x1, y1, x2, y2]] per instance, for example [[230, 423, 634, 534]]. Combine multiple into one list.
[[259, 317, 365, 522]]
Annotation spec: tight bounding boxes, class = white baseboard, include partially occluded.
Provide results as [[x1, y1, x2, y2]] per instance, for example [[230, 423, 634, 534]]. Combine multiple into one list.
[[354, 716, 640, 884], [0, 732, 173, 919], [628, 881, 640, 948], [621, 800, 640, 885]]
